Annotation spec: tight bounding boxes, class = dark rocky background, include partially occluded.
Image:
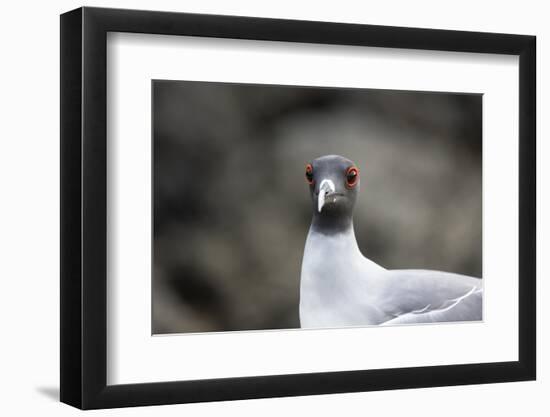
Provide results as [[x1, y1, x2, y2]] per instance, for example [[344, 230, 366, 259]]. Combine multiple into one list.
[[152, 80, 482, 334]]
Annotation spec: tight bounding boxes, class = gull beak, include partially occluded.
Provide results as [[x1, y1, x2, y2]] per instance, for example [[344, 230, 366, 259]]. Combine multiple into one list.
[[318, 179, 336, 212]]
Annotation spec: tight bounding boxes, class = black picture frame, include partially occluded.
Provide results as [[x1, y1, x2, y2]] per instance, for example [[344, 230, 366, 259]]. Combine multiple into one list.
[[60, 6, 536, 410]]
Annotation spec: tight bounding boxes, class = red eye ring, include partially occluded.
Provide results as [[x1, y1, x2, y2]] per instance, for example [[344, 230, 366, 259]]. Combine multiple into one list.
[[345, 166, 359, 188], [305, 163, 314, 185]]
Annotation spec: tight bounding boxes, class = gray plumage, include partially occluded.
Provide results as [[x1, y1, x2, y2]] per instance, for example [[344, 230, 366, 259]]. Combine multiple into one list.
[[299, 155, 482, 328]]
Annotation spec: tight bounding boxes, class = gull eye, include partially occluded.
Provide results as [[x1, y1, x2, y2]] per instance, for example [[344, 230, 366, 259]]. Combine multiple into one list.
[[305, 163, 314, 184], [346, 166, 359, 188]]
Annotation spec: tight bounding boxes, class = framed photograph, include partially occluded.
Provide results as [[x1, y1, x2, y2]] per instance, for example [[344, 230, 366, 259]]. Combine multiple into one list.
[[60, 6, 536, 409]]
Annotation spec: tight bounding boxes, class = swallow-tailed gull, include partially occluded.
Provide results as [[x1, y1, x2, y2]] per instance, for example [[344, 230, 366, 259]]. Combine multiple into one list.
[[299, 155, 482, 328]]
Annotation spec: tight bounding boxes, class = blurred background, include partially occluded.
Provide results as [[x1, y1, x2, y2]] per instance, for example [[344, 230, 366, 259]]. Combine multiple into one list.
[[152, 80, 482, 334]]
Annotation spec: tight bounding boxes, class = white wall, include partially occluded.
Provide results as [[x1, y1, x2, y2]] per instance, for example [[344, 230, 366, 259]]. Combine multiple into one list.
[[0, 0, 545, 415]]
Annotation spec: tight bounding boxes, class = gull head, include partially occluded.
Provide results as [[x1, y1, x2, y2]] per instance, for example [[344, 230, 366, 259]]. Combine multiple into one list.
[[305, 155, 360, 217]]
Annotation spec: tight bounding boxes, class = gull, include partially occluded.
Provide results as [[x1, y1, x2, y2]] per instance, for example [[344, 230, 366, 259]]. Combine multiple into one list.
[[299, 155, 482, 328]]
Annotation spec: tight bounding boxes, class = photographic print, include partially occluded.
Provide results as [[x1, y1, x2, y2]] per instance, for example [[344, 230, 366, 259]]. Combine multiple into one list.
[[152, 80, 482, 334], [61, 9, 536, 407]]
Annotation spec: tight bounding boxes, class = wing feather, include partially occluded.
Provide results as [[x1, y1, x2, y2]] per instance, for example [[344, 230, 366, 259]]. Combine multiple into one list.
[[377, 270, 482, 324]]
